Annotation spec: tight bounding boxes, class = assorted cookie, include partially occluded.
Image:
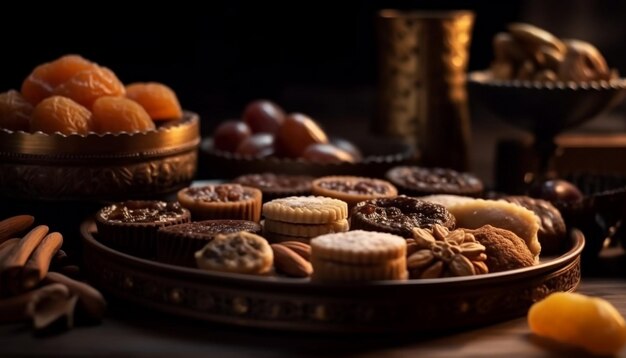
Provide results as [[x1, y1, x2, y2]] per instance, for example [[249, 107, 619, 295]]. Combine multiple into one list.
[[311, 176, 398, 210], [95, 200, 190, 258], [445, 199, 541, 260], [262, 196, 349, 243], [386, 166, 483, 197], [350, 196, 456, 238], [464, 225, 536, 272], [232, 173, 313, 202], [195, 231, 273, 275], [177, 184, 262, 222], [310, 230, 407, 282], [500, 196, 566, 255]]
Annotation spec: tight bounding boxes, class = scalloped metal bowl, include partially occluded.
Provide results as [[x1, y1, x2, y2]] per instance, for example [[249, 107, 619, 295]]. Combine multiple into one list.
[[0, 111, 200, 201], [199, 136, 418, 180], [468, 71, 626, 134]]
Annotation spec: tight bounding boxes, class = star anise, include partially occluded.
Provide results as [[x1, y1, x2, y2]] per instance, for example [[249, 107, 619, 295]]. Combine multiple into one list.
[[407, 224, 488, 279]]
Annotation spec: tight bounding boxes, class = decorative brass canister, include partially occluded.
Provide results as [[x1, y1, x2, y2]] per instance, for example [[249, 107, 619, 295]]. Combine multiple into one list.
[[375, 10, 474, 171]]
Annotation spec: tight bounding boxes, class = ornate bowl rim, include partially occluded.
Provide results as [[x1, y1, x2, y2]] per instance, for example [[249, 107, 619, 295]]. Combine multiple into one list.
[[468, 70, 626, 91]]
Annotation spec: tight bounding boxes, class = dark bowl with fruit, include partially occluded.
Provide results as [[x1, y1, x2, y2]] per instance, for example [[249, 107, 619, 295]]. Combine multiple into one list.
[[530, 176, 626, 258], [199, 100, 418, 179]]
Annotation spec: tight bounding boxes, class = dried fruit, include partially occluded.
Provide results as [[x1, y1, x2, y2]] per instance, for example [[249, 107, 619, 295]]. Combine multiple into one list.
[[0, 90, 33, 131], [274, 113, 328, 158], [54, 67, 125, 109], [21, 55, 96, 105], [243, 100, 285, 134], [407, 224, 488, 278], [30, 96, 92, 135], [528, 292, 626, 355], [125, 82, 182, 121], [213, 121, 251, 152], [91, 96, 155, 133]]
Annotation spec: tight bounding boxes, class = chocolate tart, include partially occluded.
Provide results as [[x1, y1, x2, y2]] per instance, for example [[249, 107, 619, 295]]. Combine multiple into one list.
[[311, 176, 397, 210], [386, 166, 484, 197], [156, 220, 262, 267], [95, 200, 190, 258], [232, 173, 313, 202]]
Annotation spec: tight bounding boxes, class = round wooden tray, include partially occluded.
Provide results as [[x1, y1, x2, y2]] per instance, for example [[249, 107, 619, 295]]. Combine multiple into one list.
[[81, 219, 584, 333]]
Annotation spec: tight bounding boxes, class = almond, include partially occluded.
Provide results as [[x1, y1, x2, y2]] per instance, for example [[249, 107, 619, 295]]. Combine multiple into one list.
[[0, 215, 35, 244], [271, 244, 312, 278], [279, 241, 311, 260]]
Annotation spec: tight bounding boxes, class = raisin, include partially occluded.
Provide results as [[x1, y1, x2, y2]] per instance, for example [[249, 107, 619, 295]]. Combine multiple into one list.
[[21, 55, 96, 105], [30, 96, 92, 135], [125, 82, 182, 120], [0, 90, 33, 131], [53, 66, 125, 109], [528, 292, 626, 355], [91, 96, 155, 133]]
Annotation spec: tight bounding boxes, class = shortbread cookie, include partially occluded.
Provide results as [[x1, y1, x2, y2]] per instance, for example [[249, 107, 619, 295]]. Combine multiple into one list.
[[350, 196, 456, 237], [465, 225, 535, 272], [263, 218, 349, 237], [448, 199, 541, 258], [311, 230, 406, 264], [194, 231, 273, 275], [311, 258, 408, 282], [311, 176, 397, 210], [310, 230, 407, 282], [177, 184, 262, 222], [262, 196, 348, 224]]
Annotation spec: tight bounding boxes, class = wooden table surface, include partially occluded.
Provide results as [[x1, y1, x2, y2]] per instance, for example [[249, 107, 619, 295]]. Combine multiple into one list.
[[0, 277, 624, 357]]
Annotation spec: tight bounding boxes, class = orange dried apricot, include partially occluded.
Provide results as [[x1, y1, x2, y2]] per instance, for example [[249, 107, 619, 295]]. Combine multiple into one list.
[[91, 96, 155, 133], [125, 82, 182, 120], [54, 66, 125, 109], [0, 90, 34, 131], [528, 292, 626, 355], [21, 55, 96, 105], [30, 96, 92, 135]]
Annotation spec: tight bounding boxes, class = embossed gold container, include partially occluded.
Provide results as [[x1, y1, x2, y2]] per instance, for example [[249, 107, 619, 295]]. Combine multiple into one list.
[[0, 112, 200, 201], [376, 10, 474, 171]]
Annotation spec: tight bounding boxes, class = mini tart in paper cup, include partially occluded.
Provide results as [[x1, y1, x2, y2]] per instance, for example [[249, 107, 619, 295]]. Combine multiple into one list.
[[155, 219, 262, 267], [95, 200, 190, 259], [232, 173, 313, 202], [311, 176, 397, 210], [177, 184, 262, 222]]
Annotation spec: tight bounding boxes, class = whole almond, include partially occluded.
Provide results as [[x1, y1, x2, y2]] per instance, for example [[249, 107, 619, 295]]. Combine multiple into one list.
[[271, 244, 312, 278], [279, 241, 311, 260], [0, 215, 35, 244]]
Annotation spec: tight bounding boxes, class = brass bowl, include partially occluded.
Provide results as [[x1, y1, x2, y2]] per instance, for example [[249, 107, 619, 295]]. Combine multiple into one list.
[[0, 112, 200, 201]]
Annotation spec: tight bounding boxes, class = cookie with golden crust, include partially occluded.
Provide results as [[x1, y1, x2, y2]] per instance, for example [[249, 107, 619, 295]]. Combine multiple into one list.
[[262, 218, 349, 238], [464, 225, 535, 272], [194, 231, 273, 275], [177, 184, 262, 222], [262, 196, 348, 224]]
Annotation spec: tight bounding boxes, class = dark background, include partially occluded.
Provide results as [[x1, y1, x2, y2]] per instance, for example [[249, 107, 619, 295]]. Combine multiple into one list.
[[1, 0, 625, 134]]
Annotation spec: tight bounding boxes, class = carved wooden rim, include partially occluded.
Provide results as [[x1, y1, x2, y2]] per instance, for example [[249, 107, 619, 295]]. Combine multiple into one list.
[[81, 219, 584, 333]]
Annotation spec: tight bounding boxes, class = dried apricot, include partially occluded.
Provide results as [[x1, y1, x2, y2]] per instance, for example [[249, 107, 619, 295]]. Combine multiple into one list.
[[91, 96, 155, 133], [54, 66, 125, 109], [125, 82, 183, 120], [21, 55, 96, 105], [528, 292, 626, 355], [30, 96, 92, 135], [0, 90, 33, 131]]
